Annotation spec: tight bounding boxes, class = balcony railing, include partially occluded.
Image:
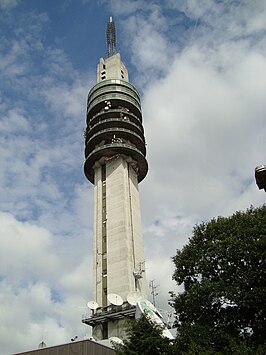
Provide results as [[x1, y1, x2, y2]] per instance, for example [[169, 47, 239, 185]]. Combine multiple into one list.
[[86, 118, 144, 137], [88, 92, 141, 111], [88, 79, 140, 98], [88, 85, 140, 105], [88, 109, 142, 126], [86, 127, 145, 146]]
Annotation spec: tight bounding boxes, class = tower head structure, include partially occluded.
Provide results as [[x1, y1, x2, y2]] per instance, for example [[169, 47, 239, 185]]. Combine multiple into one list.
[[83, 17, 148, 341]]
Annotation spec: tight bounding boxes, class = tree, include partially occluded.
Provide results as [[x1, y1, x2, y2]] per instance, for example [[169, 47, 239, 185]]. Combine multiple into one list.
[[114, 316, 175, 355], [171, 205, 266, 354]]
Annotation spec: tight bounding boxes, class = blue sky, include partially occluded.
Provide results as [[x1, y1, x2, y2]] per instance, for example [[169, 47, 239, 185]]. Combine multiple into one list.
[[1, 0, 266, 353]]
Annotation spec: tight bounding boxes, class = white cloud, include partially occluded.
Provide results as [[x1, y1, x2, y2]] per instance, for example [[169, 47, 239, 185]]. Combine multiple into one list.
[[0, 108, 30, 132], [100, 0, 145, 16], [0, 0, 20, 10], [0, 212, 91, 354], [42, 79, 89, 119], [0, 212, 56, 280], [166, 0, 266, 47]]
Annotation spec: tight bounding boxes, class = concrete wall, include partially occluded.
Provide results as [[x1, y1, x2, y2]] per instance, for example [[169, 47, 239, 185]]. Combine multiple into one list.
[[93, 156, 147, 309], [106, 155, 147, 301], [93, 163, 104, 304], [97, 53, 129, 82]]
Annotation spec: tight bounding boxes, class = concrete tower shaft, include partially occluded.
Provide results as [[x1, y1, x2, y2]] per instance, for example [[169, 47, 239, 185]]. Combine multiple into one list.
[[83, 17, 148, 341]]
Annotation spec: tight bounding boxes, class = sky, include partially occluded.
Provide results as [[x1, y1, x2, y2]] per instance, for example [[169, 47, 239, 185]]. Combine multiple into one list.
[[0, 0, 265, 353]]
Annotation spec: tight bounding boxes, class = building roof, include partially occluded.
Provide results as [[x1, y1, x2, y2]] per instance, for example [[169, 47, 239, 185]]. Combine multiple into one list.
[[14, 338, 116, 355]]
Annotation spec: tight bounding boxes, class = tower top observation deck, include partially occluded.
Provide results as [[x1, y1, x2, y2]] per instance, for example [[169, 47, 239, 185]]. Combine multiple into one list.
[[84, 17, 148, 184]]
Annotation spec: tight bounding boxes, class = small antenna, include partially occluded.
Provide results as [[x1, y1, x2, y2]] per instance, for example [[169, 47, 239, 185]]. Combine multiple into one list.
[[149, 280, 159, 306], [106, 16, 116, 57]]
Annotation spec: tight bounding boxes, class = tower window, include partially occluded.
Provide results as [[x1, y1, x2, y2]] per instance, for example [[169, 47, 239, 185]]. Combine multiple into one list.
[[102, 165, 106, 181], [101, 71, 106, 80]]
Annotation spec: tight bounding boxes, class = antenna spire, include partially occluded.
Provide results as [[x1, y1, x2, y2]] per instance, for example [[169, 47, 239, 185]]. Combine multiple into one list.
[[106, 16, 116, 57]]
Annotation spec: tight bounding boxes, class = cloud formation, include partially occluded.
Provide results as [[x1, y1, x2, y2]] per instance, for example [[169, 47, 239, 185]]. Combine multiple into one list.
[[112, 0, 266, 306]]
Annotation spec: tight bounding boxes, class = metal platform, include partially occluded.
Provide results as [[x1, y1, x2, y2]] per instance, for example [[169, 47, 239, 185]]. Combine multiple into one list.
[[82, 302, 136, 326]]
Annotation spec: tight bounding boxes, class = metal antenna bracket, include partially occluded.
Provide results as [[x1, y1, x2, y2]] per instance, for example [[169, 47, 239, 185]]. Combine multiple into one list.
[[106, 16, 116, 57]]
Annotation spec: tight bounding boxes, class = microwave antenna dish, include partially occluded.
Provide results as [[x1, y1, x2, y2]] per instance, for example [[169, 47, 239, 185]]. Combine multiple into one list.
[[137, 300, 174, 340], [127, 291, 143, 306], [87, 301, 99, 310], [107, 293, 123, 306], [109, 336, 124, 346]]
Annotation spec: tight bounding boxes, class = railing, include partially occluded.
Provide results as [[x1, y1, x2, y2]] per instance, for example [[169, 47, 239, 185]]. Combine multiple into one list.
[[88, 109, 142, 125], [86, 143, 146, 160], [82, 302, 136, 324], [84, 143, 148, 183], [88, 85, 140, 105], [88, 93, 141, 112], [86, 127, 145, 145], [87, 117, 144, 135], [88, 79, 140, 98]]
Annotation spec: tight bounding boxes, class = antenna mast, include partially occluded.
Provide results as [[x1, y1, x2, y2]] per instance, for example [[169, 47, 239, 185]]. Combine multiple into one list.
[[149, 280, 159, 306], [106, 16, 116, 57]]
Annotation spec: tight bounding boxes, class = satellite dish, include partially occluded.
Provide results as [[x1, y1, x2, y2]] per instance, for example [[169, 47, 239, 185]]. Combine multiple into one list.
[[127, 291, 143, 306], [38, 341, 46, 349], [107, 293, 123, 306], [162, 328, 175, 340], [137, 300, 174, 340], [109, 336, 124, 346], [87, 301, 99, 310], [143, 300, 163, 319]]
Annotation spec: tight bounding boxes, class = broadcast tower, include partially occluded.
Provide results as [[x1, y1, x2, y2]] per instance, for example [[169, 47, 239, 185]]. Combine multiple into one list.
[[82, 17, 148, 340]]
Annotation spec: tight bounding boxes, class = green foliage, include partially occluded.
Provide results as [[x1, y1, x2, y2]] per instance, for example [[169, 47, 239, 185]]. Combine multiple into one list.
[[171, 205, 266, 353], [114, 316, 174, 355]]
